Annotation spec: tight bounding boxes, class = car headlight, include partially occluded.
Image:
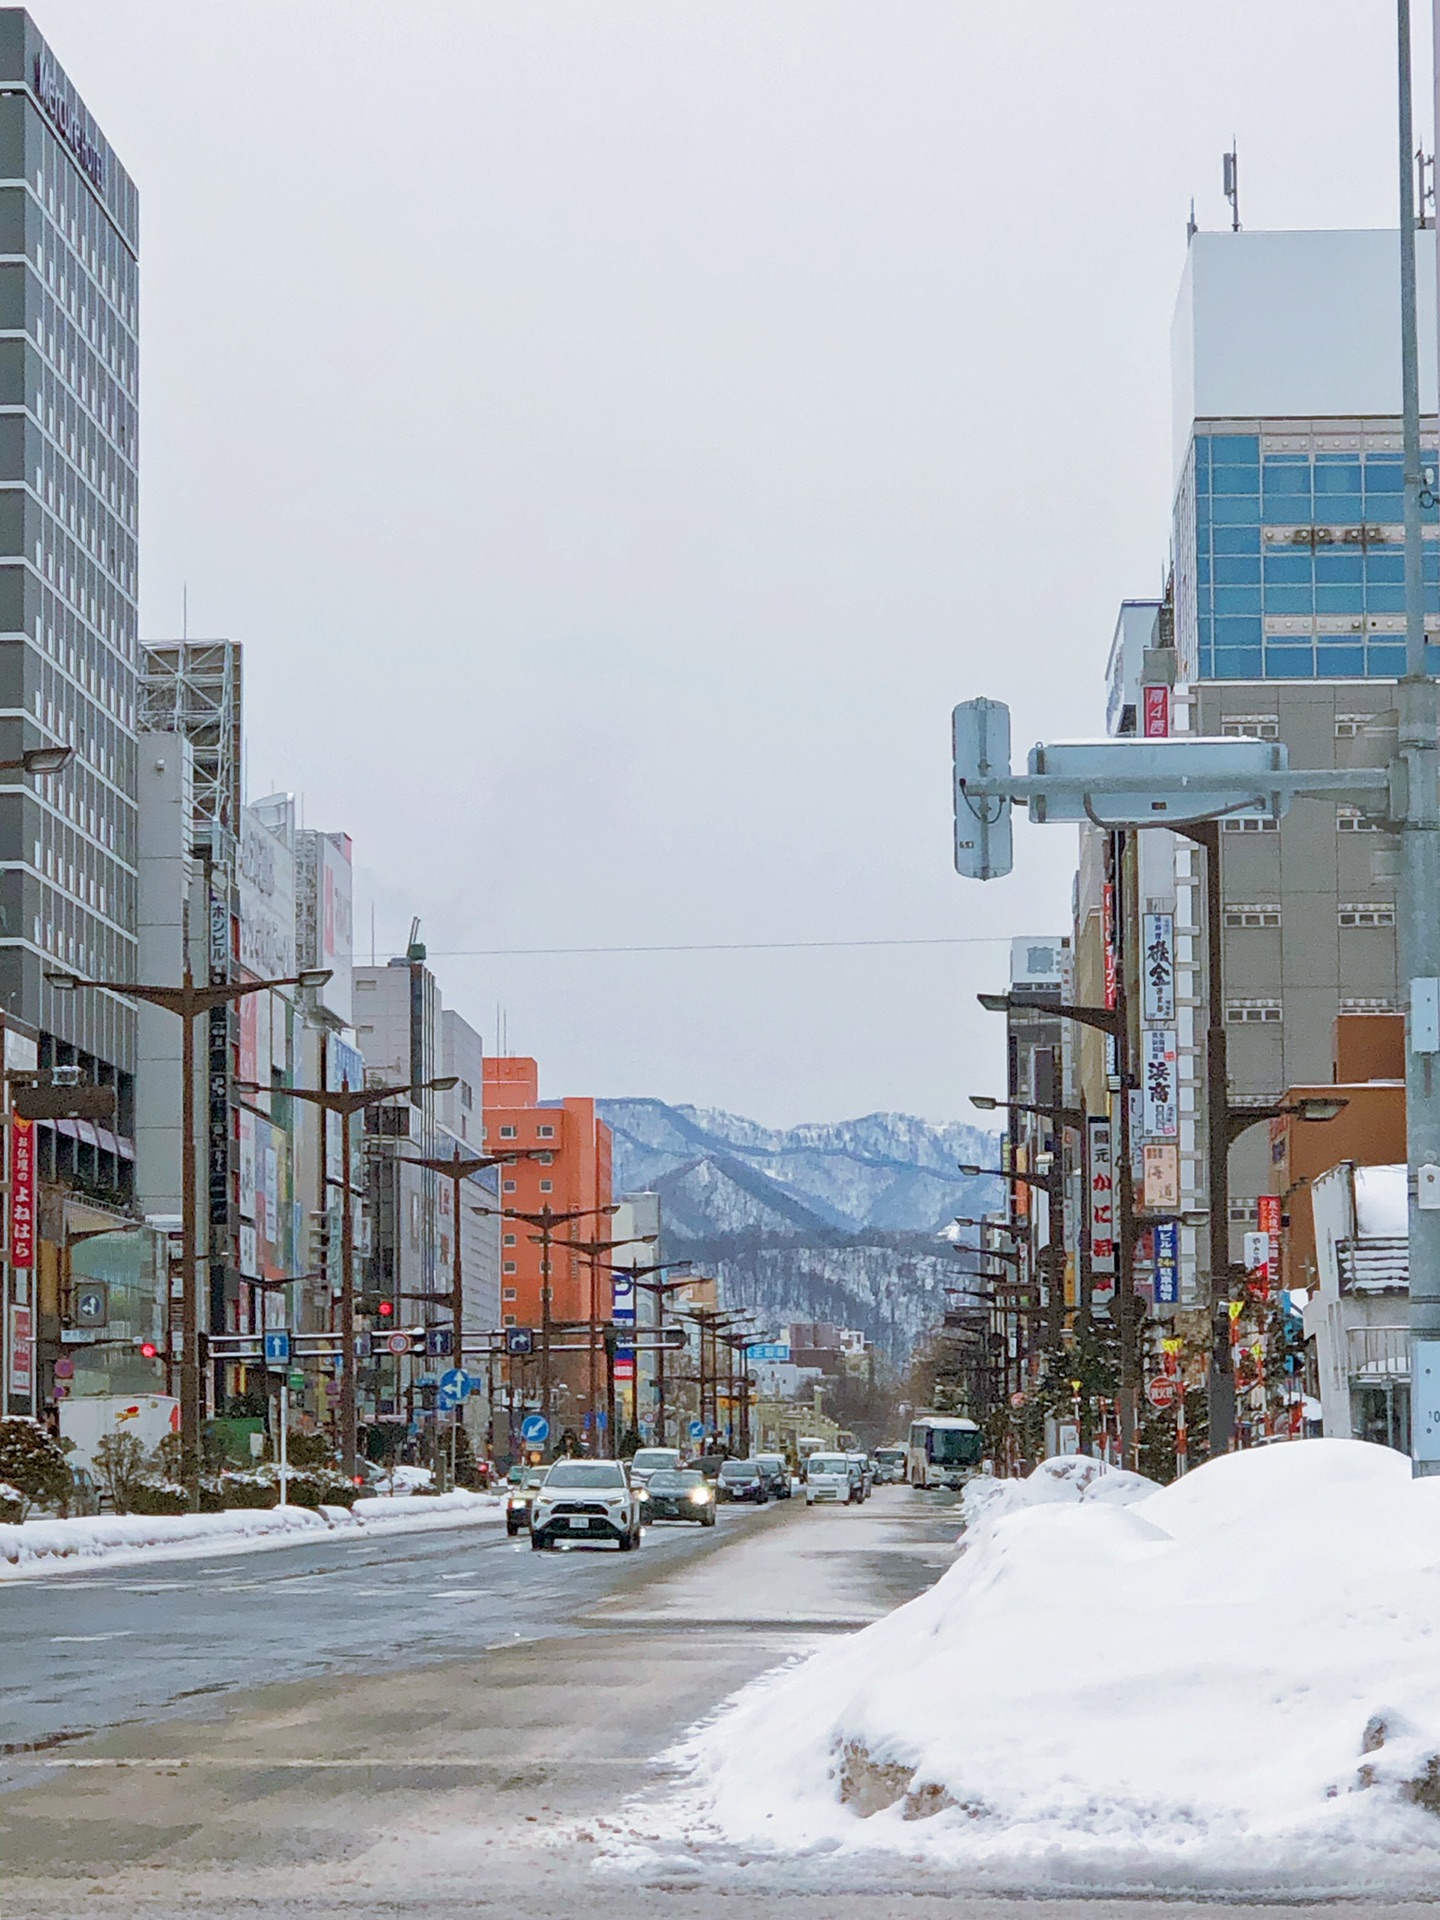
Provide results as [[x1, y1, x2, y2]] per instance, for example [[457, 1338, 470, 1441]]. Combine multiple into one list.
[[636, 1487, 649, 1501], [688, 1486, 710, 1504]]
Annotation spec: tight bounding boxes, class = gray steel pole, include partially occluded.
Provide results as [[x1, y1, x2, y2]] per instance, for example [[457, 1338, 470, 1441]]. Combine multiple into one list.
[[1398, 0, 1440, 1473]]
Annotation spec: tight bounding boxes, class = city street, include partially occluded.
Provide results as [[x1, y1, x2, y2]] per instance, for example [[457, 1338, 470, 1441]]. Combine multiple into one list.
[[0, 1487, 960, 1915]]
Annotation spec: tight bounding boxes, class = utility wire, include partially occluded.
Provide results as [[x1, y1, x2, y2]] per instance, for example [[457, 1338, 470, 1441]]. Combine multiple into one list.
[[422, 934, 1012, 959]]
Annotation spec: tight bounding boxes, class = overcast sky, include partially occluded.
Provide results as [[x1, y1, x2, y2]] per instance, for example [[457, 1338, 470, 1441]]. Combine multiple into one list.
[[33, 1, 1429, 1125]]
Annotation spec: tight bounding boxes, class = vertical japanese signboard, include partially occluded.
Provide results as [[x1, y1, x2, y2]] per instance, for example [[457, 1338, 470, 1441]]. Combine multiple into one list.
[[1143, 1028, 1179, 1139], [1142, 913, 1175, 1023], [10, 1116, 34, 1269], [612, 1270, 636, 1384], [1142, 685, 1170, 738], [1257, 1193, 1282, 1287], [1087, 1116, 1116, 1277], [9, 1302, 31, 1394], [1143, 1143, 1180, 1210], [1153, 1219, 1180, 1304]]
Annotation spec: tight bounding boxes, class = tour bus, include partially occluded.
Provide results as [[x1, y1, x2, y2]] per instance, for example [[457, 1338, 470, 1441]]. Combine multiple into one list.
[[906, 1415, 984, 1489]]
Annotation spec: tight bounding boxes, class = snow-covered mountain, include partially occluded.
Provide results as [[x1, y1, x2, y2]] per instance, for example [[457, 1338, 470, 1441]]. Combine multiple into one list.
[[599, 1100, 1003, 1360]]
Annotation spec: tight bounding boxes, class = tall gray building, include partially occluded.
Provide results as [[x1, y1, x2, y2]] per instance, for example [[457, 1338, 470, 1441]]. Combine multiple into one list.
[[0, 14, 139, 1188]]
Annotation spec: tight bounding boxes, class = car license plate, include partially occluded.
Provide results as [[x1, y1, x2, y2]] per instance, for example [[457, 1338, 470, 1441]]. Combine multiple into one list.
[[567, 1516, 588, 1529]]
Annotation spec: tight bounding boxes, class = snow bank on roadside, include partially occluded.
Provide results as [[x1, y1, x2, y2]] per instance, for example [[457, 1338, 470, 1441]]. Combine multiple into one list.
[[0, 1488, 502, 1578], [639, 1442, 1440, 1894], [957, 1453, 1158, 1533]]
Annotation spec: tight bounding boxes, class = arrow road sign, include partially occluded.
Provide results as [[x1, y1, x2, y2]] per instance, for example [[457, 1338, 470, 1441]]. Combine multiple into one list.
[[519, 1413, 550, 1446], [688, 1419, 705, 1440], [262, 1329, 292, 1367], [439, 1368, 471, 1401], [505, 1326, 535, 1356]]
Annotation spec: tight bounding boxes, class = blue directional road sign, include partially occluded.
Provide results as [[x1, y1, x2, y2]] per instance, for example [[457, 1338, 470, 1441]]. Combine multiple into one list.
[[425, 1326, 454, 1358], [520, 1413, 550, 1446], [438, 1368, 471, 1401], [262, 1329, 292, 1367], [688, 1419, 705, 1441]]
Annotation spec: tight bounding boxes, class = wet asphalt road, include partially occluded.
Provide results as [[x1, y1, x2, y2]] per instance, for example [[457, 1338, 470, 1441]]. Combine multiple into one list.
[[0, 1501, 760, 1761]]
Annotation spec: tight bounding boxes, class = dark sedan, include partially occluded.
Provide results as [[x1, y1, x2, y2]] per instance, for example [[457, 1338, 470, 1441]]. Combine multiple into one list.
[[644, 1467, 717, 1525], [716, 1458, 770, 1504]]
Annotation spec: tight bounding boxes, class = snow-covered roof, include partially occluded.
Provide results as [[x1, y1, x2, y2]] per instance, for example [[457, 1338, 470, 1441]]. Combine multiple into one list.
[[1354, 1164, 1406, 1239]]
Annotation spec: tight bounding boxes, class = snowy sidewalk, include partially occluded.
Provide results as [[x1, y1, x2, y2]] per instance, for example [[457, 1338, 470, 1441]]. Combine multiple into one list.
[[0, 1489, 505, 1580]]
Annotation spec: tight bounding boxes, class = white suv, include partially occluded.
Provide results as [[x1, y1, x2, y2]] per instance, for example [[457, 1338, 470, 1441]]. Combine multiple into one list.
[[530, 1458, 644, 1550]]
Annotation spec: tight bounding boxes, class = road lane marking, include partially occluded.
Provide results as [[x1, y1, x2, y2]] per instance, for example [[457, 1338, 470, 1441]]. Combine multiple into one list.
[[48, 1631, 133, 1643]]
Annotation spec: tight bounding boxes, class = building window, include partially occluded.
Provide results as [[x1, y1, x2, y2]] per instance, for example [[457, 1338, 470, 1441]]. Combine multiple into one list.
[[499, 1124, 517, 1138], [1341, 995, 1397, 1013], [1222, 815, 1278, 834], [1225, 998, 1282, 1024], [503, 1180, 516, 1193], [1337, 808, 1385, 833], [1339, 902, 1396, 928], [503, 1287, 517, 1302], [504, 1313, 516, 1327], [1221, 716, 1280, 739], [503, 1233, 516, 1246], [503, 1261, 517, 1274], [459, 1079, 473, 1109], [537, 1124, 555, 1138], [1225, 904, 1281, 928], [539, 1180, 553, 1193]]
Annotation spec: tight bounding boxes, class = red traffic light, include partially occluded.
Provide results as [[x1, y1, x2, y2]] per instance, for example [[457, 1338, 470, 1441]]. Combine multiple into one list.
[[139, 1341, 159, 1359], [378, 1300, 394, 1318]]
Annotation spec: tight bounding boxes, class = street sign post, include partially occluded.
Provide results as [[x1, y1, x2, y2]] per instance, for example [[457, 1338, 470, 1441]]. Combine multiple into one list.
[[1146, 1375, 1179, 1412], [688, 1419, 704, 1441], [520, 1412, 550, 1448], [505, 1327, 535, 1356], [262, 1329, 291, 1368], [438, 1367, 471, 1401]]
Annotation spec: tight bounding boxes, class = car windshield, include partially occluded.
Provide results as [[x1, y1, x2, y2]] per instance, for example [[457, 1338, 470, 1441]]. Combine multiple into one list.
[[810, 1456, 847, 1474], [875, 1449, 905, 1465], [719, 1461, 756, 1480], [523, 1468, 548, 1488], [631, 1450, 679, 1471], [543, 1461, 626, 1489], [650, 1470, 702, 1490]]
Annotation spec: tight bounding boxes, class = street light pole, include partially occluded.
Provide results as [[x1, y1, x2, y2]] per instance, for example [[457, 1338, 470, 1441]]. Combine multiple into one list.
[[546, 1232, 657, 1452], [616, 1262, 694, 1446], [49, 963, 332, 1504], [472, 1201, 619, 1422], [242, 1073, 457, 1481]]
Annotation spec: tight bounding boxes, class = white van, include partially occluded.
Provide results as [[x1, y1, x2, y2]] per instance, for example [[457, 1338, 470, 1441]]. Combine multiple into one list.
[[805, 1451, 856, 1505]]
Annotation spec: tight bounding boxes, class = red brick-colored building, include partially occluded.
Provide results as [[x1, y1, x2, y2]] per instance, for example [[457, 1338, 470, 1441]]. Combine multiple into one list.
[[481, 1056, 613, 1337]]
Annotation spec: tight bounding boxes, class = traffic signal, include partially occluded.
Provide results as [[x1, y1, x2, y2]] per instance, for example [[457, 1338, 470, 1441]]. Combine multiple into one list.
[[139, 1340, 159, 1359], [377, 1300, 394, 1319]]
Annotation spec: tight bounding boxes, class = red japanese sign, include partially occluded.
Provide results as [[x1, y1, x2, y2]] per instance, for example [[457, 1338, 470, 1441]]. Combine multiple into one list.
[[10, 1116, 35, 1269], [1142, 685, 1170, 738]]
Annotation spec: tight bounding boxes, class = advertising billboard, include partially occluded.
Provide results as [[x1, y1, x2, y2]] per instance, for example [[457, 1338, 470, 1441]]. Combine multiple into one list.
[[238, 806, 296, 982]]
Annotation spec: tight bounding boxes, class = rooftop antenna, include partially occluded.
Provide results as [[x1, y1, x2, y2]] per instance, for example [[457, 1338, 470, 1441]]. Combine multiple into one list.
[[1418, 147, 1434, 228], [181, 581, 188, 640], [1186, 196, 1197, 243], [1222, 143, 1241, 232]]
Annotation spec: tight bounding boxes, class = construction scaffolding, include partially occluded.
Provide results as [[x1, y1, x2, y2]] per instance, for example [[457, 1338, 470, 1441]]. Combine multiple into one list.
[[139, 641, 243, 861]]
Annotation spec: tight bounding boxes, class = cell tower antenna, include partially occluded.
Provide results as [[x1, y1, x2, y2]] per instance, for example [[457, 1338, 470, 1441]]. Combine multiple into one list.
[[1186, 197, 1197, 243], [1222, 143, 1241, 232]]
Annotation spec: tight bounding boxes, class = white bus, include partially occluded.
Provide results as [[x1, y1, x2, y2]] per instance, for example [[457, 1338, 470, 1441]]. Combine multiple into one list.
[[907, 1415, 984, 1489]]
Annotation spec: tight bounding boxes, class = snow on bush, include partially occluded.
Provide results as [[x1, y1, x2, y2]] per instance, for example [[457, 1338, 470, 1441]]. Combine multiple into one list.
[[652, 1441, 1440, 1893]]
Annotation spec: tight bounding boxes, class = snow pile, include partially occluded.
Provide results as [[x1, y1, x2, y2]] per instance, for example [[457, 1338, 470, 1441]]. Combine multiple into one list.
[[0, 1488, 502, 1578], [958, 1454, 1158, 1532], [652, 1442, 1440, 1893]]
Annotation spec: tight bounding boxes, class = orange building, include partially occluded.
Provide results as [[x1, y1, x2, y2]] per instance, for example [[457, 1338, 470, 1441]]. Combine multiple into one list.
[[1269, 1014, 1406, 1288], [481, 1057, 613, 1338]]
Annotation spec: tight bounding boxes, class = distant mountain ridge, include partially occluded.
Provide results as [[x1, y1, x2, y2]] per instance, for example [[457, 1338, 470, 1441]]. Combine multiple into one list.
[[598, 1100, 1002, 1358]]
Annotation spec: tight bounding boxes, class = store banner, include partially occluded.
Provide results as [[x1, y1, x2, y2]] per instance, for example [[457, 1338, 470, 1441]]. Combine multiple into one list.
[[1257, 1193, 1282, 1283], [1143, 1142, 1180, 1210], [1143, 1028, 1179, 1139], [9, 1302, 32, 1392], [1143, 685, 1170, 738], [1153, 1220, 1180, 1304], [612, 1271, 636, 1382], [1142, 913, 1176, 1023], [10, 1116, 34, 1268], [1087, 1116, 1116, 1275]]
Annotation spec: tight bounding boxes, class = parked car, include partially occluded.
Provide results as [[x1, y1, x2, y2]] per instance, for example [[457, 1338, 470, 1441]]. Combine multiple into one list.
[[872, 1446, 907, 1485], [505, 1465, 549, 1535], [716, 1458, 770, 1505], [805, 1451, 859, 1505], [644, 1467, 716, 1525], [753, 1454, 792, 1499], [530, 1458, 644, 1551], [846, 1452, 874, 1501], [627, 1446, 683, 1489]]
